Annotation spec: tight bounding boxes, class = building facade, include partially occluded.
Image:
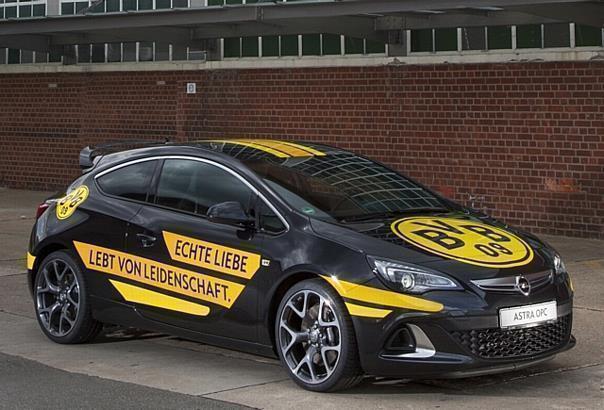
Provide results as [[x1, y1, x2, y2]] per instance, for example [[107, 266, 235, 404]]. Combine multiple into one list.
[[1, 0, 603, 64], [0, 1, 603, 239]]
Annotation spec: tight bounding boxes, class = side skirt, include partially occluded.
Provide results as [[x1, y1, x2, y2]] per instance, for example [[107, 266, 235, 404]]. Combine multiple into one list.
[[90, 295, 277, 358]]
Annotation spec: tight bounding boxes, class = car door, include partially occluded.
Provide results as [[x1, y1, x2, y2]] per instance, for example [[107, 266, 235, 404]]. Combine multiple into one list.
[[124, 157, 279, 342], [72, 160, 160, 305]]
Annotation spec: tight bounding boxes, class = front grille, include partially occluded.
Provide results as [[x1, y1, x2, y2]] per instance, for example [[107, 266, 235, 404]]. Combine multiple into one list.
[[450, 314, 572, 360], [471, 270, 553, 294]]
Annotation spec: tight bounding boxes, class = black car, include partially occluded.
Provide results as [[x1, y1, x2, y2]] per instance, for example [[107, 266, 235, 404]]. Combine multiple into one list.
[[27, 139, 575, 392]]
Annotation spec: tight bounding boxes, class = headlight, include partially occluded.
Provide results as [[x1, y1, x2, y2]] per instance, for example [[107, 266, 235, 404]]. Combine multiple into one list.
[[553, 253, 567, 275], [368, 256, 461, 294]]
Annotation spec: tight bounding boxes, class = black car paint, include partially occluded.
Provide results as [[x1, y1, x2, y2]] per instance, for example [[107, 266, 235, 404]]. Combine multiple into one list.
[[28, 143, 574, 378]]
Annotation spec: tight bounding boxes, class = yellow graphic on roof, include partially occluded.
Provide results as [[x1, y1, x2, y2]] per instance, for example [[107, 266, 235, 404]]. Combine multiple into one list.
[[163, 231, 261, 280], [391, 217, 534, 268], [74, 241, 244, 308], [208, 139, 326, 158]]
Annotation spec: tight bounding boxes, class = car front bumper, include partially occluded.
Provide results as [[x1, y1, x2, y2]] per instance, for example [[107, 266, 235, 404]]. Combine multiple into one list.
[[353, 299, 574, 379]]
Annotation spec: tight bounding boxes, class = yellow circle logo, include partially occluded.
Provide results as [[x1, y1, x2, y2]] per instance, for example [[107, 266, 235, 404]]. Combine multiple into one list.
[[56, 185, 89, 220], [391, 217, 534, 268]]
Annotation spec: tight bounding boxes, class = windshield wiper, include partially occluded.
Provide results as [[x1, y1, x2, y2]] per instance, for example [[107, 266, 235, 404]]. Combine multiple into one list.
[[339, 207, 449, 223]]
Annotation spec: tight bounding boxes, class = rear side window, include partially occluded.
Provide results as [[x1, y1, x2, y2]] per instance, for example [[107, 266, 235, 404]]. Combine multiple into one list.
[[96, 160, 157, 202], [155, 159, 253, 215]]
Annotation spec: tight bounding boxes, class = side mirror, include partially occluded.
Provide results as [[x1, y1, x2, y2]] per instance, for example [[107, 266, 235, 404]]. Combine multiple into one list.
[[207, 201, 255, 229]]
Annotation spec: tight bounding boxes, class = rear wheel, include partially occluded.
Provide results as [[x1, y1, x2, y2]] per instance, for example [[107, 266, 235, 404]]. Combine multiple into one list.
[[34, 250, 101, 344], [275, 279, 363, 392]]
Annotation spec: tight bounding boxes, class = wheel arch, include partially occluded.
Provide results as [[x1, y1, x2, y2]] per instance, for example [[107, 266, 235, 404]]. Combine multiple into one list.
[[29, 242, 69, 293], [266, 268, 341, 355], [267, 270, 318, 354]]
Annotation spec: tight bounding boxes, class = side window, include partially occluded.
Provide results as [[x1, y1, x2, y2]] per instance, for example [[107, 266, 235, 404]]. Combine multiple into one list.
[[155, 159, 253, 216], [97, 160, 157, 201], [257, 202, 286, 234]]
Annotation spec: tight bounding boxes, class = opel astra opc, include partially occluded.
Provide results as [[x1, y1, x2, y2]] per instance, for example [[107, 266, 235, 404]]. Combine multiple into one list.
[[27, 139, 575, 391]]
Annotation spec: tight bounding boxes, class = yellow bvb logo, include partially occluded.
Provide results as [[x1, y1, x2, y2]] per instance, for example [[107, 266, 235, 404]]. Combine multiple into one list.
[[391, 217, 534, 268], [56, 185, 89, 220]]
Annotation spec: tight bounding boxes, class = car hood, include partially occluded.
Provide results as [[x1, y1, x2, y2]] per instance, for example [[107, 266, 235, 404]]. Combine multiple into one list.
[[309, 212, 555, 284]]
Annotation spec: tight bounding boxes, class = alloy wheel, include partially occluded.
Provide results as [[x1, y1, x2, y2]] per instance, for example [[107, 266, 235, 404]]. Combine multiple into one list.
[[36, 259, 81, 337], [279, 290, 342, 384]]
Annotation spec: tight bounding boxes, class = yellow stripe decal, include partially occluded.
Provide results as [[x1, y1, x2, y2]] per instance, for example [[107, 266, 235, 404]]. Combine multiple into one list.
[[238, 140, 305, 157], [110, 280, 210, 316], [276, 140, 327, 157], [325, 276, 444, 313], [207, 139, 325, 158], [26, 252, 36, 270], [345, 302, 392, 318], [245, 140, 325, 157], [163, 231, 261, 280], [208, 140, 289, 158], [74, 241, 244, 308]]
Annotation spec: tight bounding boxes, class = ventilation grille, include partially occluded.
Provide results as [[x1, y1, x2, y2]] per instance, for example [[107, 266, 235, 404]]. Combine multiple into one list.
[[450, 314, 571, 360]]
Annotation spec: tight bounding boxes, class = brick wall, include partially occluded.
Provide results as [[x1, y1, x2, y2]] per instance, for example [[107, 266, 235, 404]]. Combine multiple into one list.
[[0, 62, 602, 238]]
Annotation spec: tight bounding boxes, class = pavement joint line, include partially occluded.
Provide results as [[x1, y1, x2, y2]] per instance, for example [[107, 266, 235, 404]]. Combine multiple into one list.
[[201, 378, 290, 397], [0, 309, 33, 320], [0, 258, 26, 262], [0, 271, 26, 277], [574, 306, 604, 312], [477, 362, 604, 388], [152, 339, 283, 368], [569, 258, 604, 264], [199, 397, 260, 410]]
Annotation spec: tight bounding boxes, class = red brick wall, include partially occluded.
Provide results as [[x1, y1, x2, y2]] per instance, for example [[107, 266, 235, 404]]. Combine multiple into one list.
[[0, 62, 602, 238]]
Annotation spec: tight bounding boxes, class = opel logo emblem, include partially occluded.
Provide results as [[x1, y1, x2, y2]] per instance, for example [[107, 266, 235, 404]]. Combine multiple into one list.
[[516, 276, 531, 296]]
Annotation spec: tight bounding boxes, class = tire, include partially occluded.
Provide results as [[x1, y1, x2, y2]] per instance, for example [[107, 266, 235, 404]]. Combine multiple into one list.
[[34, 250, 102, 344], [275, 278, 363, 392]]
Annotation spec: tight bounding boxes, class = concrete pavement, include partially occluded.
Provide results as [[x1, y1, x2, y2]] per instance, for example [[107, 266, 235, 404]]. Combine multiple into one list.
[[0, 187, 602, 409]]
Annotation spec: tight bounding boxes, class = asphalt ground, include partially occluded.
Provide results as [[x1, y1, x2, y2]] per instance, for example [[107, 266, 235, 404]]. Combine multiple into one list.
[[0, 187, 603, 409], [0, 352, 248, 410]]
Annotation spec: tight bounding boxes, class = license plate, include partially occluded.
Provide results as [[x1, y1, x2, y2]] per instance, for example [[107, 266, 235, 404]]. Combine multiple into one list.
[[499, 301, 557, 329]]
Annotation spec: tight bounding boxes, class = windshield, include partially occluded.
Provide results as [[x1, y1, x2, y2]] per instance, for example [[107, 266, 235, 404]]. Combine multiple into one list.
[[244, 152, 448, 222]]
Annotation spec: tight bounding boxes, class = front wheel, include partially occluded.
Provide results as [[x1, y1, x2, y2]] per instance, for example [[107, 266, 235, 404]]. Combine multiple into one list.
[[275, 279, 363, 392], [34, 250, 102, 344]]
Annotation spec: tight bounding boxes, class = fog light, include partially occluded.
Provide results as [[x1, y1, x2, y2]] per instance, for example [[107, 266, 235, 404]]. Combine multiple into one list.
[[385, 327, 416, 353]]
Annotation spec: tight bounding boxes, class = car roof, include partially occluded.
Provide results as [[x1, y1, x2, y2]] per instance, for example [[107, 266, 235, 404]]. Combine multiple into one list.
[[92, 139, 352, 172]]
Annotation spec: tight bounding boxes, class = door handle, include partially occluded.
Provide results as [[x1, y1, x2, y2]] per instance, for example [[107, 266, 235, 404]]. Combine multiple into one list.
[[136, 233, 157, 248]]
